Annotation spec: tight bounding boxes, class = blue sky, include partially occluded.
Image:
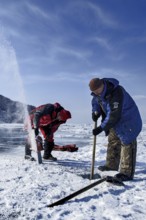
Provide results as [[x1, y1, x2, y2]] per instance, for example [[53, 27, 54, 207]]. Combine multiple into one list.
[[0, 0, 146, 123]]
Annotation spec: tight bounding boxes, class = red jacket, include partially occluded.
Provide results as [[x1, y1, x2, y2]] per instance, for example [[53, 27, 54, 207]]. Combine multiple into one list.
[[26, 103, 71, 142], [29, 103, 71, 128]]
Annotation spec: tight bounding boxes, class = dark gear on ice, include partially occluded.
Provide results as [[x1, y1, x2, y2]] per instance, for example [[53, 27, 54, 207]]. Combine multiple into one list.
[[25, 103, 71, 161], [89, 78, 142, 181]]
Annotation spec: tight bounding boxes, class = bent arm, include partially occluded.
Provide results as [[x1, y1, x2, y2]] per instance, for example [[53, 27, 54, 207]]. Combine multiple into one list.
[[101, 86, 123, 132]]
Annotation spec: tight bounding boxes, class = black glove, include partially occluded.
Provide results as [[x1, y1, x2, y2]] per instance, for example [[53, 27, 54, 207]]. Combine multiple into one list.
[[92, 126, 103, 136], [105, 130, 109, 136], [34, 128, 39, 136], [92, 112, 100, 122]]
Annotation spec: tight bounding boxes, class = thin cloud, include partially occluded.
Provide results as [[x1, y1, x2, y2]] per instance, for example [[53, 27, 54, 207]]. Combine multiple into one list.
[[0, 2, 27, 26], [24, 2, 59, 22], [91, 37, 112, 51], [133, 95, 146, 100], [23, 70, 90, 85], [87, 2, 118, 28], [0, 1, 61, 41], [50, 45, 91, 60], [126, 36, 146, 44]]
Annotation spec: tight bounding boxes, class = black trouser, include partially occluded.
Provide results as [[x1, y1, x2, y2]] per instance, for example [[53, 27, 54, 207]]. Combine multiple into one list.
[[43, 140, 54, 158], [25, 141, 31, 156]]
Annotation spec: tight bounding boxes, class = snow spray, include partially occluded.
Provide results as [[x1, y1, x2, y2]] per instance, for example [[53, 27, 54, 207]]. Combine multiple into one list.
[[0, 31, 39, 159]]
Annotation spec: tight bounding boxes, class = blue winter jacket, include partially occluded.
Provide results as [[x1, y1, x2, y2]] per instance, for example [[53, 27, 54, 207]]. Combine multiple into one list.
[[91, 78, 142, 144]]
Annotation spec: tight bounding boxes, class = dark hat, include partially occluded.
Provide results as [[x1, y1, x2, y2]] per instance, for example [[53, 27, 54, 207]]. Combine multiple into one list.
[[89, 78, 103, 91]]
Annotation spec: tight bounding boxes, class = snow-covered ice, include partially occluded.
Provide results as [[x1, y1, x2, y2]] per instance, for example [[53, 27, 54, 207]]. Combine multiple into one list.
[[0, 123, 146, 220]]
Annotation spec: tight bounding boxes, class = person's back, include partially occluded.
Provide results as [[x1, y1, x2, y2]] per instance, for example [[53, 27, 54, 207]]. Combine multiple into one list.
[[114, 85, 142, 144]]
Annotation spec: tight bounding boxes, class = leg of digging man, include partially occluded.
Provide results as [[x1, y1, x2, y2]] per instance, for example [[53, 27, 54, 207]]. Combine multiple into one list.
[[25, 142, 31, 157], [24, 139, 35, 161], [106, 128, 122, 170], [98, 128, 121, 171], [119, 140, 137, 180], [43, 139, 57, 160], [40, 126, 57, 161]]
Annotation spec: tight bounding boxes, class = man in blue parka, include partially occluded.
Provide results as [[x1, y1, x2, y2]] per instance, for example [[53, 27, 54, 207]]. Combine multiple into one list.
[[89, 78, 142, 181]]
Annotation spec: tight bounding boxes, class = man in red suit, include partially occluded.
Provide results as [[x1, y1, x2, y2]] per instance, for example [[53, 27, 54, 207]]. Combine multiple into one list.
[[25, 103, 71, 161]]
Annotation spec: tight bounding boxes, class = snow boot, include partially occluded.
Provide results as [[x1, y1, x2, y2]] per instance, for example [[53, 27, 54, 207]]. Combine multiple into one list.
[[98, 165, 118, 171], [24, 142, 35, 161], [44, 154, 57, 161], [114, 173, 133, 181], [25, 155, 36, 161]]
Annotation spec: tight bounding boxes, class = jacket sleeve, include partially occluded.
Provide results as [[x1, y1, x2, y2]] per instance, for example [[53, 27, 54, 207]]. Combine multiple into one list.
[[101, 86, 123, 132], [91, 97, 101, 115]]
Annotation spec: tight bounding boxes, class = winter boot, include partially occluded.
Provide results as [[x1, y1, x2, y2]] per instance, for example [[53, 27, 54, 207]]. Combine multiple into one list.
[[45, 154, 57, 161], [24, 155, 36, 161], [114, 173, 132, 181], [98, 165, 118, 171], [43, 140, 57, 161]]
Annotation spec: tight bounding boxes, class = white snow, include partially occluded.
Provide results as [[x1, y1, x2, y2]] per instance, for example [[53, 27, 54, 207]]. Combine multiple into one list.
[[0, 123, 146, 220]]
